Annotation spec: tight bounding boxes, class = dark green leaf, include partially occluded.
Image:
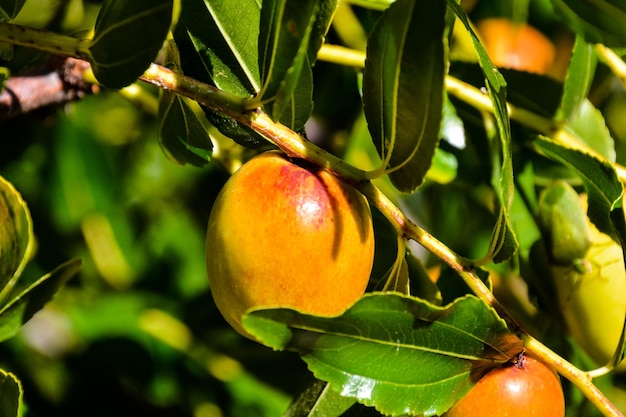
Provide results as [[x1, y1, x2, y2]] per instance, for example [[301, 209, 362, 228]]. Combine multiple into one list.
[[448, 1, 518, 263], [258, 0, 317, 129], [557, 36, 597, 121], [175, 0, 261, 96], [0, 258, 81, 343], [307, 0, 338, 64], [0, 175, 32, 291], [270, 57, 313, 130], [244, 293, 522, 417], [363, 0, 446, 193], [89, 0, 173, 89], [0, 0, 25, 20], [551, 0, 626, 47], [0, 370, 22, 417], [533, 135, 624, 243], [158, 92, 213, 166]]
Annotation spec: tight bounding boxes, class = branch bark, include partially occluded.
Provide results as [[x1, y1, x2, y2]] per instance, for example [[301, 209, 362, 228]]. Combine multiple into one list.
[[0, 57, 96, 120]]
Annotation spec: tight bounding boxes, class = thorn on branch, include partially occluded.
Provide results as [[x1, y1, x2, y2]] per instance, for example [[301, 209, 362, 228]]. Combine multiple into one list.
[[0, 57, 97, 121]]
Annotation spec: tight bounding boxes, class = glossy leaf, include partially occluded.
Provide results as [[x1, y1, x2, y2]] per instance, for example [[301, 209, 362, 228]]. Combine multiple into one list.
[[176, 0, 261, 96], [448, 1, 518, 264], [533, 135, 624, 243], [557, 36, 597, 121], [89, 0, 173, 89], [363, 0, 446, 193], [0, 258, 81, 343], [159, 92, 213, 166], [0, 370, 22, 417], [283, 379, 357, 417], [0, 0, 24, 20], [551, 0, 626, 47], [244, 293, 522, 417], [0, 175, 32, 291]]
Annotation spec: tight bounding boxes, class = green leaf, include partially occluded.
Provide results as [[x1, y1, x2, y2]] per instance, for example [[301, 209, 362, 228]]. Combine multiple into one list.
[[557, 36, 597, 121], [283, 379, 357, 417], [363, 0, 446, 193], [307, 0, 338, 64], [551, 0, 626, 47], [159, 92, 213, 166], [567, 99, 616, 162], [244, 293, 522, 417], [258, 0, 318, 129], [0, 0, 25, 20], [448, 1, 518, 264], [0, 176, 33, 291], [175, 0, 261, 96], [0, 370, 22, 417], [0, 258, 81, 343], [89, 0, 173, 89], [533, 135, 624, 243]]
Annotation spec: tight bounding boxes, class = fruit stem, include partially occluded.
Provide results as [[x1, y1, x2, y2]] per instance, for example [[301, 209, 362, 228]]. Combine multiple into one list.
[[596, 44, 626, 88], [0, 21, 90, 60], [523, 335, 624, 417], [317, 43, 626, 183]]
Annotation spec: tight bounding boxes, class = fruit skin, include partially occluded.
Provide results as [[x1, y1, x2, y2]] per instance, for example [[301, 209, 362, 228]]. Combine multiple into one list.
[[206, 151, 375, 339], [445, 353, 565, 417], [550, 223, 626, 368], [476, 18, 556, 75]]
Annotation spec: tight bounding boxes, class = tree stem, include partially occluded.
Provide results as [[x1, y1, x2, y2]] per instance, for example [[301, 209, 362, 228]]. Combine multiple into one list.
[[0, 21, 90, 59]]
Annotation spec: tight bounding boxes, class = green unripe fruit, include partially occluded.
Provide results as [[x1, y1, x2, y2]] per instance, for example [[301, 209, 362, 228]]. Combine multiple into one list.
[[537, 181, 591, 265], [551, 222, 626, 367]]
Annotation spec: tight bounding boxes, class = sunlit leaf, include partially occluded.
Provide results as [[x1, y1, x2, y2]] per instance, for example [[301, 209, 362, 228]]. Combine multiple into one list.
[[283, 379, 357, 417], [0, 175, 32, 291], [89, 0, 173, 89], [567, 99, 615, 162], [0, 370, 22, 417], [533, 135, 624, 243], [244, 293, 522, 417], [448, 0, 518, 263], [0, 0, 25, 20], [551, 0, 626, 47], [175, 0, 261, 96], [557, 36, 597, 121], [0, 258, 81, 343], [363, 0, 446, 192]]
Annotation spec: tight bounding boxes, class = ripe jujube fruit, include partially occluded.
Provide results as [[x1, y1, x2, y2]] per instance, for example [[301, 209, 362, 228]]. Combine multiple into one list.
[[206, 151, 375, 340], [444, 353, 565, 417], [476, 18, 556, 75]]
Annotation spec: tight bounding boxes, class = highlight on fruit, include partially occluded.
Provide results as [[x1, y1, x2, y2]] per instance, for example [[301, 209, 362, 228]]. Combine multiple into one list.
[[205, 151, 375, 340]]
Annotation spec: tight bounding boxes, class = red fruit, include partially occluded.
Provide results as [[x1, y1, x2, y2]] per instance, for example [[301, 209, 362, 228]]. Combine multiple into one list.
[[445, 353, 565, 417]]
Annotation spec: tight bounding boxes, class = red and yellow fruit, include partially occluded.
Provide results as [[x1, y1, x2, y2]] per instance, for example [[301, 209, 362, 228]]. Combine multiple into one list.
[[445, 353, 565, 417], [206, 151, 375, 339]]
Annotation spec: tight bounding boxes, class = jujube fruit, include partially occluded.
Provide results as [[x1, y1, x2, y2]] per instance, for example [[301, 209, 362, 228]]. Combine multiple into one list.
[[444, 353, 565, 417], [206, 151, 375, 340], [476, 18, 556, 75]]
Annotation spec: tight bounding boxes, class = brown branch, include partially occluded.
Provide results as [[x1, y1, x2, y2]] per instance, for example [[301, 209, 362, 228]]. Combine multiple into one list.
[[0, 57, 97, 120]]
